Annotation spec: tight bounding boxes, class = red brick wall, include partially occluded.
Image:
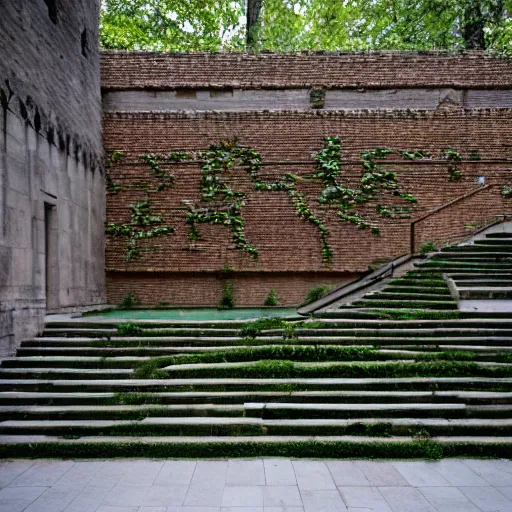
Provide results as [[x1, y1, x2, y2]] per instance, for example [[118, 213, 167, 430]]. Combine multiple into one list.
[[101, 51, 512, 89], [106, 272, 356, 307], [413, 185, 510, 252], [102, 53, 512, 306]]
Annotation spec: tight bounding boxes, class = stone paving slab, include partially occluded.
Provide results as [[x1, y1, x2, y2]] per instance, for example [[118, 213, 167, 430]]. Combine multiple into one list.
[[0, 458, 512, 511]]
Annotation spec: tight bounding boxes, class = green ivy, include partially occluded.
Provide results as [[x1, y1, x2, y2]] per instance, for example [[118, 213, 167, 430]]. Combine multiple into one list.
[[105, 150, 124, 192], [185, 139, 260, 259], [448, 166, 463, 182], [400, 150, 430, 160], [289, 190, 332, 263], [502, 184, 512, 198], [139, 153, 175, 191], [105, 201, 174, 261], [315, 139, 417, 237], [441, 149, 462, 161]]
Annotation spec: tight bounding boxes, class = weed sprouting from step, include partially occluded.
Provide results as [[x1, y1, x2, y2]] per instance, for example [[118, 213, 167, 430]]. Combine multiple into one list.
[[110, 393, 157, 405], [117, 323, 143, 336], [363, 309, 461, 320], [239, 317, 289, 337], [163, 360, 512, 379], [119, 291, 140, 309], [420, 242, 438, 255], [300, 284, 333, 306], [219, 281, 234, 309], [134, 360, 168, 379], [264, 289, 279, 306]]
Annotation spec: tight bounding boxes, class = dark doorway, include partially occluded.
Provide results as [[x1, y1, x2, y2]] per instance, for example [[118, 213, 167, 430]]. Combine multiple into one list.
[[44, 203, 58, 310]]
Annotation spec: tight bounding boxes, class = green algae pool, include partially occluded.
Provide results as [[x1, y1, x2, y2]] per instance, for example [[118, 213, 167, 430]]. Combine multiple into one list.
[[86, 307, 300, 321]]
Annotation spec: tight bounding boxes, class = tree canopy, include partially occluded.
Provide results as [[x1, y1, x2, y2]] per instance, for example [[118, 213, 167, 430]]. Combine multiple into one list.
[[100, 0, 512, 54]]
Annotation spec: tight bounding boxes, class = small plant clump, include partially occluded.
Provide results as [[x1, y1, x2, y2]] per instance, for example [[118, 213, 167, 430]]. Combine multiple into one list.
[[501, 184, 512, 198], [119, 291, 140, 309], [300, 284, 333, 306], [219, 281, 234, 309], [117, 322, 143, 336], [134, 360, 168, 379], [419, 241, 438, 255], [239, 317, 289, 337], [264, 289, 279, 306]]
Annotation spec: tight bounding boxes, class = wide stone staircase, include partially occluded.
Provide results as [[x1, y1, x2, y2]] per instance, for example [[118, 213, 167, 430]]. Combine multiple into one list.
[[0, 231, 511, 458]]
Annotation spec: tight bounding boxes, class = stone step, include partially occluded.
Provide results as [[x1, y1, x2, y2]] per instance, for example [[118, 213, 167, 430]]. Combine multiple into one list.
[[0, 434, 511, 459], [388, 281, 447, 289], [431, 252, 512, 260], [458, 287, 512, 300], [159, 359, 512, 379], [347, 299, 458, 310], [249, 402, 512, 419], [0, 368, 134, 380], [454, 280, 512, 287], [0, 403, 245, 420], [5, 401, 509, 421], [448, 272, 512, 279], [1, 377, 511, 393], [366, 292, 452, 301], [475, 239, 512, 246], [382, 286, 451, 294], [415, 261, 512, 269], [2, 389, 511, 405], [39, 317, 512, 329], [2, 356, 153, 368], [486, 233, 512, 238], [1, 416, 512, 437], [25, 327, 512, 340], [15, 338, 512, 358], [442, 245, 512, 252], [42, 328, 243, 338], [0, 402, 500, 421]]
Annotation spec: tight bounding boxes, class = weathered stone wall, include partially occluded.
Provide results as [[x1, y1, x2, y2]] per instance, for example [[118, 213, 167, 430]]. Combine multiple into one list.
[[0, 0, 106, 355], [101, 52, 512, 307]]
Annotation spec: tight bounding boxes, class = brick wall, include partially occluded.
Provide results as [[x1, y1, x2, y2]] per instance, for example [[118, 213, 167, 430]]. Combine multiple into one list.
[[102, 53, 512, 306], [101, 51, 512, 89], [106, 272, 356, 307]]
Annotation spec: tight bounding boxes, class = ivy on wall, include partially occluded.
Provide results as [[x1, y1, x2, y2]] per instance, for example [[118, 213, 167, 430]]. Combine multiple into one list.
[[185, 139, 261, 258], [105, 201, 174, 260], [105, 150, 123, 192], [106, 139, 484, 264]]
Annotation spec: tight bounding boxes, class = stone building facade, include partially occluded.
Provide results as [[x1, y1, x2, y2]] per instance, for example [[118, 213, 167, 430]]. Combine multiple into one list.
[[0, 0, 106, 355]]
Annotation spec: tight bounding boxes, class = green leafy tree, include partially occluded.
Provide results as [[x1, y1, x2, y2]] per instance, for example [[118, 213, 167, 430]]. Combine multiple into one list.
[[100, 0, 245, 50], [100, 0, 512, 53]]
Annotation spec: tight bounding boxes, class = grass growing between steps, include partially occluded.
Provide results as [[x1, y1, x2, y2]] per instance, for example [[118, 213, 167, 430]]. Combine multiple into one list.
[[350, 309, 461, 320], [4, 439, 512, 460], [140, 347, 484, 368], [157, 360, 512, 379], [0, 439, 447, 459], [133, 360, 169, 379]]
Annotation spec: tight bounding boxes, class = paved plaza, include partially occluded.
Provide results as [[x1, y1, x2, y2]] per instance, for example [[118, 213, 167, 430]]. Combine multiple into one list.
[[1, 458, 512, 511]]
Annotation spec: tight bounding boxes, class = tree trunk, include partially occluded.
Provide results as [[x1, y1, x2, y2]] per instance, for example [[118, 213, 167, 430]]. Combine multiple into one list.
[[246, 0, 263, 50], [463, 1, 486, 49]]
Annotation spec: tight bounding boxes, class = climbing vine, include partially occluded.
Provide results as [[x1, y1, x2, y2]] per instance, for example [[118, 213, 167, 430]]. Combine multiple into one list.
[[105, 201, 174, 261], [106, 139, 486, 264], [314, 139, 417, 238], [185, 139, 260, 258], [105, 150, 123, 192], [139, 153, 179, 191]]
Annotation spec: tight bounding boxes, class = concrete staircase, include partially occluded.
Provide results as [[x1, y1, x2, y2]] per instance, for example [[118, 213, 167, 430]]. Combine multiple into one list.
[[1, 232, 512, 458]]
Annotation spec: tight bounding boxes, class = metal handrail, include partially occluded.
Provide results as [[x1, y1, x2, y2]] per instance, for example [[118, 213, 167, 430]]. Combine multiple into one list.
[[409, 183, 505, 253]]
